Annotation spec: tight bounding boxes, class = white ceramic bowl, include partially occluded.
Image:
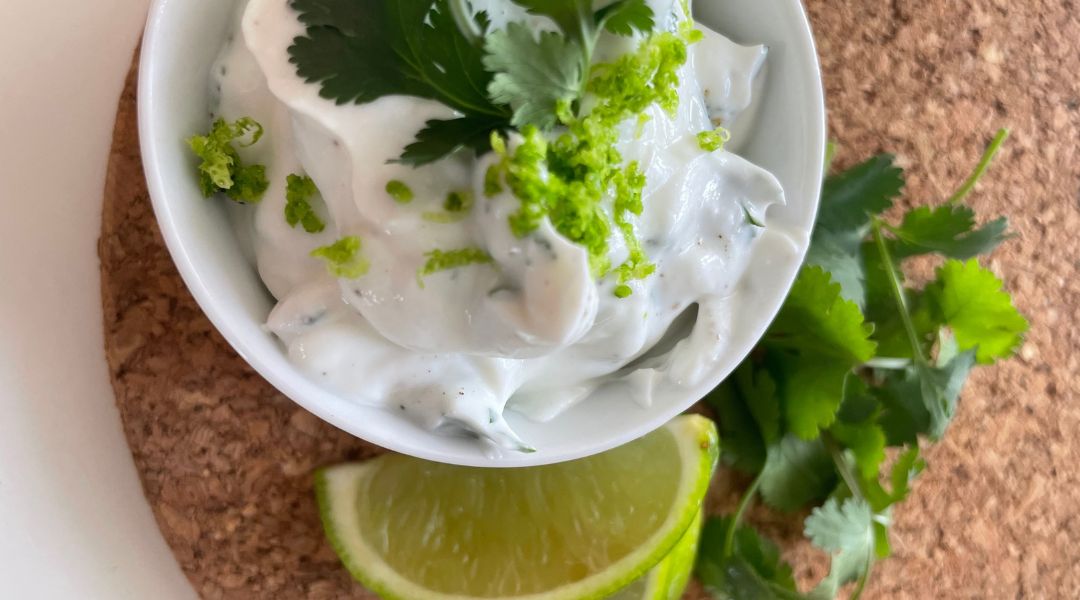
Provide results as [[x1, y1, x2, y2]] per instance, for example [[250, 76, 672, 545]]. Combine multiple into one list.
[[139, 0, 824, 467]]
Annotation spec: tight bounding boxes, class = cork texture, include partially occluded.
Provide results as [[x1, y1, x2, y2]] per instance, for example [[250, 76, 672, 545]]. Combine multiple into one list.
[[99, 1, 1080, 598]]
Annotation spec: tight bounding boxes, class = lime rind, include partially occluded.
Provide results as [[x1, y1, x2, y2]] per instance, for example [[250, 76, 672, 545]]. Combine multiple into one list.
[[608, 510, 703, 600], [652, 510, 703, 599], [316, 415, 719, 600]]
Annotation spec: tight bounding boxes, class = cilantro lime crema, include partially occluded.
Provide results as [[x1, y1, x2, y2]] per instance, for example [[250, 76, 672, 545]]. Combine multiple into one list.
[[200, 0, 785, 451]]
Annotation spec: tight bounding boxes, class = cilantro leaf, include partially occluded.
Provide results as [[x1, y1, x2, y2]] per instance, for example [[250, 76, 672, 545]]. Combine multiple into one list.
[[506, 0, 596, 42], [289, 1, 427, 104], [708, 387, 765, 473], [187, 117, 268, 203], [878, 347, 977, 442], [835, 375, 879, 424], [699, 559, 806, 600], [874, 370, 929, 446], [804, 497, 876, 599], [764, 266, 876, 438], [290, 0, 496, 112], [766, 266, 877, 365], [889, 204, 1009, 259], [916, 349, 978, 439], [288, 0, 510, 164], [804, 230, 866, 307], [741, 366, 782, 446], [697, 517, 803, 600], [284, 174, 326, 233], [595, 0, 656, 36], [888, 446, 925, 503], [311, 236, 369, 279], [817, 154, 904, 234], [924, 259, 1029, 363], [485, 0, 656, 128], [759, 436, 836, 512], [860, 239, 900, 325], [484, 23, 583, 129], [829, 421, 886, 481], [773, 356, 861, 441], [399, 116, 508, 165], [706, 363, 780, 473]]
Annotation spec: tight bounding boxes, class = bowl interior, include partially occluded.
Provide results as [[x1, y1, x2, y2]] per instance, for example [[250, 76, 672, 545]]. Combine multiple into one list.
[[139, 0, 824, 467]]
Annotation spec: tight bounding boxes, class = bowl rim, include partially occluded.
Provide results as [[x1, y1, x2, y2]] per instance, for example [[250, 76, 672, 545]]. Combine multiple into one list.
[[138, 0, 826, 467]]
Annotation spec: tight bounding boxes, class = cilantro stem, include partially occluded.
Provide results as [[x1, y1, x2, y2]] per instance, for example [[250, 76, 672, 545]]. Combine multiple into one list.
[[389, 0, 507, 120], [863, 357, 911, 370], [722, 471, 763, 558], [870, 218, 927, 365], [823, 434, 874, 600], [850, 561, 872, 600], [947, 128, 1009, 204], [823, 434, 861, 500], [824, 141, 837, 175], [448, 0, 482, 45]]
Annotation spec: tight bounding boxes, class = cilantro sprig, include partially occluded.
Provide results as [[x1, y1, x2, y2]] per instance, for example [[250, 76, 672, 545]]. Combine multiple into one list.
[[288, 0, 656, 165], [288, 0, 508, 165], [697, 129, 1027, 599], [483, 0, 654, 129]]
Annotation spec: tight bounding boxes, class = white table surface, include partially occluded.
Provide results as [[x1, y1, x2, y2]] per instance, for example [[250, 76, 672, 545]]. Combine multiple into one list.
[[0, 1, 195, 597]]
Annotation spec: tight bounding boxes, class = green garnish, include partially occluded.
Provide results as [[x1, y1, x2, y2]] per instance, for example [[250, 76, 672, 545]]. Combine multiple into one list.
[[311, 236, 369, 279], [614, 284, 633, 298], [417, 248, 493, 286], [287, 0, 699, 297], [284, 174, 326, 233], [288, 0, 656, 166], [697, 128, 730, 152], [489, 27, 695, 284], [385, 180, 414, 204], [187, 117, 269, 203], [696, 130, 1027, 599]]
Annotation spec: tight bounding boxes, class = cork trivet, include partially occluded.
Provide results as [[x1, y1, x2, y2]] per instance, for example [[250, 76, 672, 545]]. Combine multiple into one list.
[[100, 1, 1080, 598]]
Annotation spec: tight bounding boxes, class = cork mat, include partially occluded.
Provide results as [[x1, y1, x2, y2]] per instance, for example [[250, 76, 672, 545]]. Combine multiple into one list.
[[99, 1, 1080, 598]]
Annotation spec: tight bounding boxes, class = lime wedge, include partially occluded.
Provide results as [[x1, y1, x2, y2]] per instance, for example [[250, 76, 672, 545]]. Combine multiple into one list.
[[609, 510, 702, 600], [316, 415, 719, 600]]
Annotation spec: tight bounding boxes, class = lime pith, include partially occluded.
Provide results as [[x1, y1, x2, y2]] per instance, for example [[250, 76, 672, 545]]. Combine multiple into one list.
[[315, 415, 718, 600]]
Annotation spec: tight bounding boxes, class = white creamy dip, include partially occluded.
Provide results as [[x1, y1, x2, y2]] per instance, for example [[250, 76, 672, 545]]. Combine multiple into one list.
[[209, 0, 785, 450]]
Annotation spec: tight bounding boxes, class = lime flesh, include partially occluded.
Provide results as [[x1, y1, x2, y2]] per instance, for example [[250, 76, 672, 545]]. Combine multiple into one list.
[[316, 415, 718, 600]]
